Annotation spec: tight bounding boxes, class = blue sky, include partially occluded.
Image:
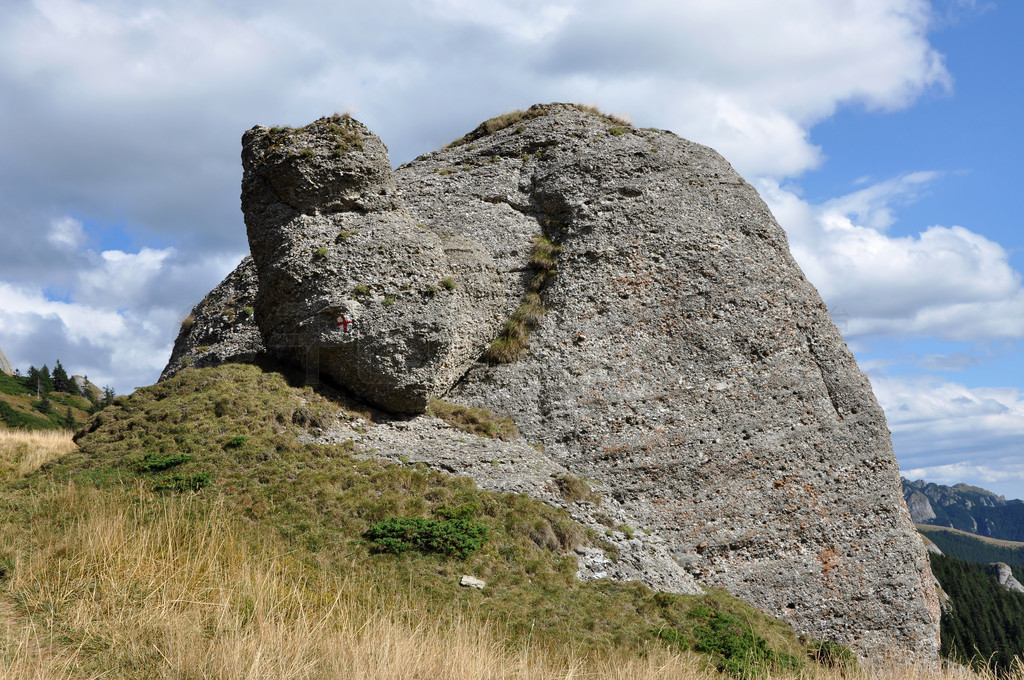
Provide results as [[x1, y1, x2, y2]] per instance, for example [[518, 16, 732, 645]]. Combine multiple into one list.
[[2, 0, 1023, 499]]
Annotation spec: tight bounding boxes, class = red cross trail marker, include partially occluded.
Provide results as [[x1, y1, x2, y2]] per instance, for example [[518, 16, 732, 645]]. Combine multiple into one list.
[[337, 315, 354, 332]]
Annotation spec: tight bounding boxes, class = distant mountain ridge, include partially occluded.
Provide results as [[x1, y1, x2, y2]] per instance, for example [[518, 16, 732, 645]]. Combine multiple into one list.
[[903, 478, 1024, 541]]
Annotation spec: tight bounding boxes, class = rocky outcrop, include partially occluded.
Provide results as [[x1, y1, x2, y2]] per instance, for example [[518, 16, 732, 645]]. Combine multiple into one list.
[[162, 104, 941, 660], [161, 256, 264, 382], [903, 478, 1024, 541], [991, 562, 1024, 594], [906, 489, 938, 523], [240, 115, 504, 413], [0, 346, 12, 374], [398, 104, 939, 659]]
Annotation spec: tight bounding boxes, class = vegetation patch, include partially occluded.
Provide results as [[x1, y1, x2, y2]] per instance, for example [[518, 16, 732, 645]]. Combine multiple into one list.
[[482, 236, 561, 364], [0, 363, 838, 677], [154, 472, 212, 493], [552, 473, 599, 505], [426, 399, 519, 440], [135, 452, 193, 473], [364, 516, 489, 559], [808, 640, 857, 670], [653, 596, 803, 678]]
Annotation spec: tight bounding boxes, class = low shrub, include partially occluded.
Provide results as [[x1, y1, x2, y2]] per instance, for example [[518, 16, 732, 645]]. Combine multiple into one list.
[[363, 516, 489, 559], [426, 399, 519, 440], [136, 452, 193, 473], [809, 640, 856, 670], [154, 472, 212, 493]]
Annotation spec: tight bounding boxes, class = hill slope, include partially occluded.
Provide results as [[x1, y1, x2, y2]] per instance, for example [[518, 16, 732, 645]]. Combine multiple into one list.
[[0, 362, 847, 677], [930, 553, 1024, 670]]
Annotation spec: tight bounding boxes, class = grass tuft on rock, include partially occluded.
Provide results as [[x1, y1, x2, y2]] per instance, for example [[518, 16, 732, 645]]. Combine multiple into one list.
[[426, 399, 519, 440], [482, 236, 561, 364]]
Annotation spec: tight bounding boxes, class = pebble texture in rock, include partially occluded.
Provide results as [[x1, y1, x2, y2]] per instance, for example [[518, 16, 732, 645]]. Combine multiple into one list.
[[161, 104, 940, 660]]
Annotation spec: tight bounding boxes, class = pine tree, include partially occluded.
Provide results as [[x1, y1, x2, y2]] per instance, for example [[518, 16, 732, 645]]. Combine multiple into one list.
[[101, 386, 115, 408], [64, 405, 76, 429], [25, 365, 39, 393], [38, 364, 54, 394], [52, 360, 77, 395]]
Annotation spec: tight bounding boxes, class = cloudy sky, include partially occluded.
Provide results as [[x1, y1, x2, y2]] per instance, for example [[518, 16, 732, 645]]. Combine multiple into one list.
[[2, 0, 1023, 498]]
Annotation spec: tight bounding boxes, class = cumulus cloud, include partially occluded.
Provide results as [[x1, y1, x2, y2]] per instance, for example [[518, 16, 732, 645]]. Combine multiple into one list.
[[47, 216, 86, 250], [0, 0, 979, 405], [761, 175, 1024, 341], [0, 213, 244, 393]]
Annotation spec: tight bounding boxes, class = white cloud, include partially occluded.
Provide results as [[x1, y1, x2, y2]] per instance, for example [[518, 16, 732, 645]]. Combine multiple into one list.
[[0, 231, 244, 393], [47, 216, 85, 250], [872, 374, 1024, 498], [901, 462, 1024, 496], [761, 176, 1024, 341], [76, 247, 175, 309]]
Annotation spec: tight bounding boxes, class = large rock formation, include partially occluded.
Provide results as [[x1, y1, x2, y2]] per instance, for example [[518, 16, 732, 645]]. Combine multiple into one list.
[[239, 115, 504, 413], [0, 346, 12, 374], [161, 104, 940, 659]]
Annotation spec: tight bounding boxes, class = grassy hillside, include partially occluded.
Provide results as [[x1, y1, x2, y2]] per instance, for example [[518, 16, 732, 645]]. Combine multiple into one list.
[[0, 371, 93, 430], [918, 525, 1024, 583], [0, 362, 859, 678]]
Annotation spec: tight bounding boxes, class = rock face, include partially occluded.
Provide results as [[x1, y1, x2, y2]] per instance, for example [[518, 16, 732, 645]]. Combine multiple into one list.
[[396, 104, 939, 658], [0, 346, 12, 374], [991, 562, 1024, 594], [239, 115, 504, 413], [902, 478, 1024, 541], [161, 256, 264, 382], [905, 489, 938, 523], [162, 104, 940, 660]]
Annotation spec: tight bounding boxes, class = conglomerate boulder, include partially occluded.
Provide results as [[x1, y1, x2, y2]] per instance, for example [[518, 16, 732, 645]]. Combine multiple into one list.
[[239, 115, 504, 413], [161, 104, 941, 660]]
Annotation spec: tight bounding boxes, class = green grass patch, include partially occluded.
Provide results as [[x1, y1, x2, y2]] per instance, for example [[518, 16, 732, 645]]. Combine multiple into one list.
[[653, 595, 804, 678], [426, 399, 519, 440], [136, 452, 193, 473], [154, 472, 212, 493], [482, 236, 560, 364]]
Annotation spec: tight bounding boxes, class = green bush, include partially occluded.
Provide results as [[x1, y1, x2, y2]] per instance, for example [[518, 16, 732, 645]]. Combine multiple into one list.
[[655, 604, 802, 678], [364, 516, 489, 559], [136, 452, 193, 473]]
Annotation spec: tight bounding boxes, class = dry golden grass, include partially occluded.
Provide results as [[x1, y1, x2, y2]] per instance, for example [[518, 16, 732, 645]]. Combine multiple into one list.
[[0, 429, 76, 479], [0, 483, 712, 679], [2, 481, 1019, 679]]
